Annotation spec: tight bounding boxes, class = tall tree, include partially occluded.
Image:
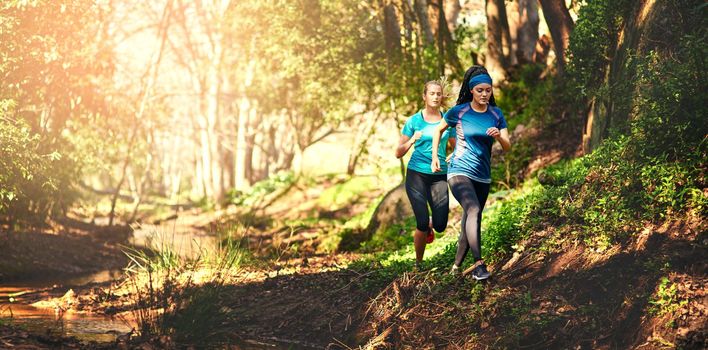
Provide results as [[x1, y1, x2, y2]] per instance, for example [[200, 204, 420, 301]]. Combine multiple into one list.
[[109, 0, 174, 225], [507, 0, 539, 64], [485, 0, 513, 81], [413, 0, 435, 45], [539, 0, 574, 75]]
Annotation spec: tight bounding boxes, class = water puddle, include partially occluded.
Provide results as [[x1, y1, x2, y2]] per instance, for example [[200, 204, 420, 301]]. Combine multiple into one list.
[[0, 222, 220, 343], [0, 303, 132, 342], [0, 270, 132, 343]]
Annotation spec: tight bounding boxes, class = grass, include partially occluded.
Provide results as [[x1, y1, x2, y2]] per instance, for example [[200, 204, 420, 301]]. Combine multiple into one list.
[[120, 226, 250, 345], [316, 175, 377, 210], [649, 277, 688, 320]]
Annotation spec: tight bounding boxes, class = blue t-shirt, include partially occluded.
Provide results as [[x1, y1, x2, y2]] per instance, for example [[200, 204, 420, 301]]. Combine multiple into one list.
[[443, 103, 508, 183], [401, 111, 451, 174]]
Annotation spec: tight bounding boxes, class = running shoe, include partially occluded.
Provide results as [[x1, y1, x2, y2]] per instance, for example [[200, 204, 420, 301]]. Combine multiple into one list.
[[472, 264, 491, 280], [426, 231, 435, 243]]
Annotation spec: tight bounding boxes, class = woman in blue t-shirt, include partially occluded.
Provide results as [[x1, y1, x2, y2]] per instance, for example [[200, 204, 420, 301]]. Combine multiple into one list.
[[396, 80, 455, 270], [431, 66, 512, 280]]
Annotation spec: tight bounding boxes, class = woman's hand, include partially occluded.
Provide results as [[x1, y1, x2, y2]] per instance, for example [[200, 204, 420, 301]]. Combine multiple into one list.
[[396, 131, 422, 159], [431, 120, 450, 170], [445, 153, 453, 163], [488, 127, 511, 152], [431, 156, 441, 173], [486, 127, 501, 139]]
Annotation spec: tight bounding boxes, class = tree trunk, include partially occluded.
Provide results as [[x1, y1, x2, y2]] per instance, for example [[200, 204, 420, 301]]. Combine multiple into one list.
[[437, 0, 445, 75], [485, 0, 511, 81], [413, 0, 435, 45], [129, 146, 154, 223], [235, 98, 251, 189], [444, 0, 461, 34], [538, 0, 574, 75], [508, 0, 539, 64], [438, 1, 463, 75], [500, 2, 514, 67], [207, 40, 225, 202], [109, 0, 173, 226], [382, 1, 401, 58], [347, 111, 380, 175]]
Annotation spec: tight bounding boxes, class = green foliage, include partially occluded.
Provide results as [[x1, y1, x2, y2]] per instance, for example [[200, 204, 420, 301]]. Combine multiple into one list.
[[123, 245, 182, 276], [227, 171, 296, 207], [454, 22, 486, 69], [316, 176, 376, 210], [514, 0, 708, 247], [631, 42, 707, 162], [649, 277, 687, 318], [497, 63, 550, 130], [161, 283, 229, 345], [122, 229, 248, 343], [525, 129, 702, 249], [359, 216, 416, 253], [490, 138, 534, 192], [566, 0, 633, 100], [0, 1, 111, 223], [482, 181, 543, 263], [234, 0, 378, 126], [348, 230, 460, 290], [491, 64, 558, 192], [0, 117, 78, 221]]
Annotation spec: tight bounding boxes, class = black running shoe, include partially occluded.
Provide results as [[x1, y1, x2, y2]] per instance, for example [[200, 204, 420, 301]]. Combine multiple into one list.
[[472, 264, 490, 280]]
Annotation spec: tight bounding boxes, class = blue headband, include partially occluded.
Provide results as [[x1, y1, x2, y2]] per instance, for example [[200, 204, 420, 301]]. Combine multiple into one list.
[[468, 74, 493, 89]]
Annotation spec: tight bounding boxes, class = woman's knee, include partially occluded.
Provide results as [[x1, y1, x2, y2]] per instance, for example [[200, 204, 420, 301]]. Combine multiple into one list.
[[457, 231, 467, 244], [466, 207, 481, 219], [415, 217, 430, 232], [432, 218, 447, 232]]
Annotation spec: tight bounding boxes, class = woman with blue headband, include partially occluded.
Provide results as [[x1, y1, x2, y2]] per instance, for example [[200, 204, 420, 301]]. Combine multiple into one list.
[[396, 80, 456, 270], [431, 66, 511, 280]]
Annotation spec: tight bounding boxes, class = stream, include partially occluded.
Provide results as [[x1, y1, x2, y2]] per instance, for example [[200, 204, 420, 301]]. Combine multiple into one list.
[[0, 222, 219, 343], [0, 270, 132, 343]]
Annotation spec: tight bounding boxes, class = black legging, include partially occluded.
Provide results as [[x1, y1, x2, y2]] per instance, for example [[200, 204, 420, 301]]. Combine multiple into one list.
[[405, 168, 449, 233], [448, 175, 490, 265]]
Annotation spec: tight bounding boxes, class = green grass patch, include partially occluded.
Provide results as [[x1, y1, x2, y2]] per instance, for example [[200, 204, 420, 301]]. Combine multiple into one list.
[[317, 176, 377, 210], [358, 216, 416, 253], [649, 277, 688, 318]]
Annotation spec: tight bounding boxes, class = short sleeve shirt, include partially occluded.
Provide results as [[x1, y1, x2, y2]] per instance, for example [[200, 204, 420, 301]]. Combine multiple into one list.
[[443, 104, 508, 183], [402, 111, 452, 174]]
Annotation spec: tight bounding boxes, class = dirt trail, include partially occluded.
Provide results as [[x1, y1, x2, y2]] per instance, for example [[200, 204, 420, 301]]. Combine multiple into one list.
[[211, 254, 372, 348]]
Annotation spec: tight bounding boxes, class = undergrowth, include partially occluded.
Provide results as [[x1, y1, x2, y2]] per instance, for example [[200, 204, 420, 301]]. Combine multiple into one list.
[[122, 227, 250, 346]]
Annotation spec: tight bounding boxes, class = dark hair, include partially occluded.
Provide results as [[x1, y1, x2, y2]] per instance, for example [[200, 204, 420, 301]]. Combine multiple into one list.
[[455, 65, 497, 106]]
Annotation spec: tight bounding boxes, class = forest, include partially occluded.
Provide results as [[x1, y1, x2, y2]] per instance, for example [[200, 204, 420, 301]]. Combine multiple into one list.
[[0, 0, 705, 349]]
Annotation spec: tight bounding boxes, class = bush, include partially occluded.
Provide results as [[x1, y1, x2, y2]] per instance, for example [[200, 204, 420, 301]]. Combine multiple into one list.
[[226, 171, 296, 207], [482, 181, 543, 263], [565, 0, 633, 101], [491, 64, 555, 192], [0, 116, 78, 224]]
